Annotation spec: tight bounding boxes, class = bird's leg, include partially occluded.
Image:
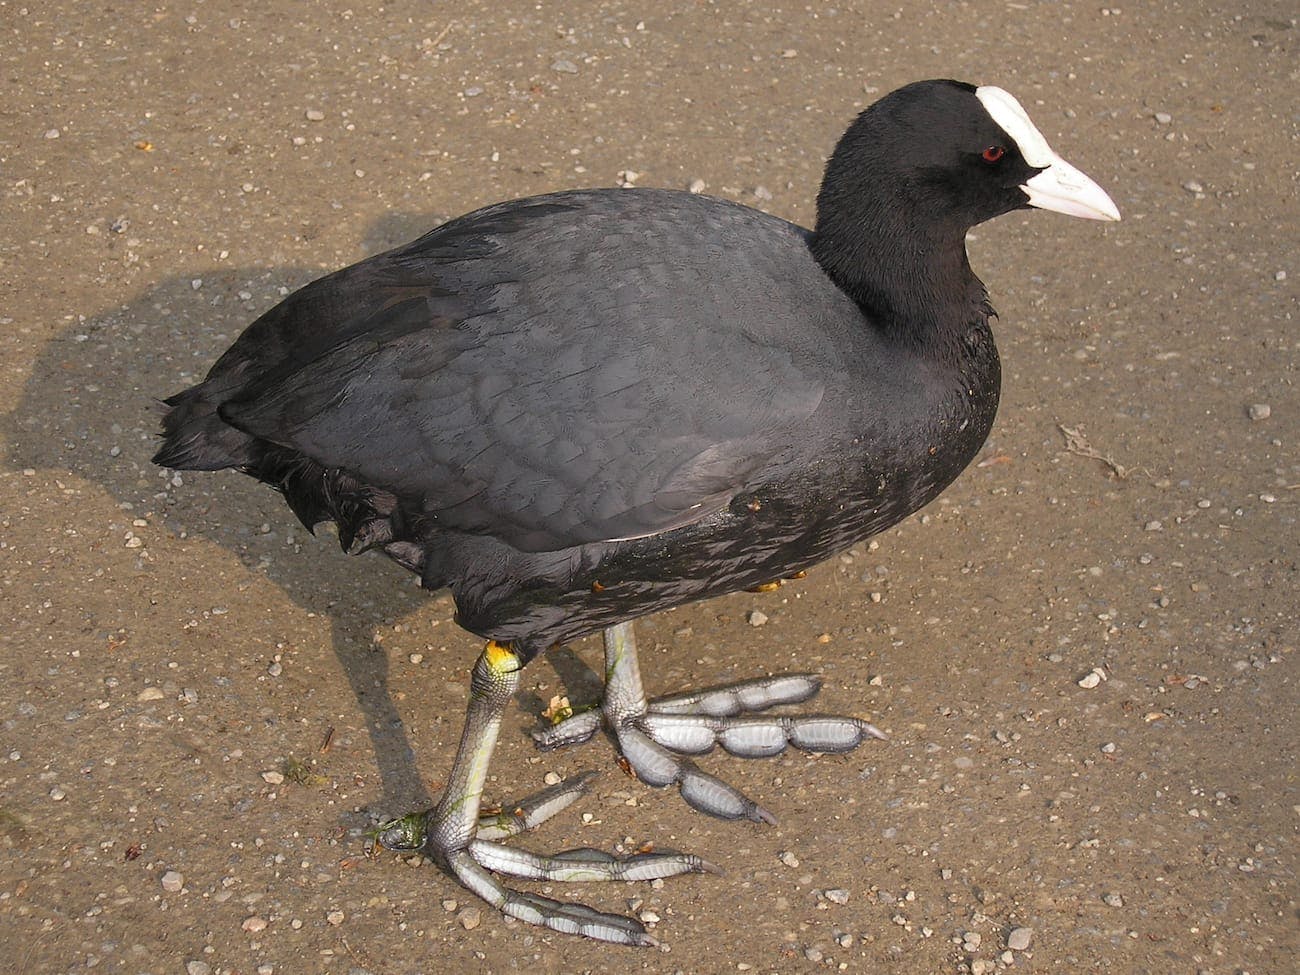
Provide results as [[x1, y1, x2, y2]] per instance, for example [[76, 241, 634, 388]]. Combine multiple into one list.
[[535, 623, 885, 823], [373, 641, 711, 946]]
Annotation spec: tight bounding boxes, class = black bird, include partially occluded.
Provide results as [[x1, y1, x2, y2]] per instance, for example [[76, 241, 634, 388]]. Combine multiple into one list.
[[154, 80, 1119, 944]]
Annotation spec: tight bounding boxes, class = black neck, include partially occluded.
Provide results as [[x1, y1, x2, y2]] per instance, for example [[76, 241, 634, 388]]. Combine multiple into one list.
[[806, 220, 977, 343]]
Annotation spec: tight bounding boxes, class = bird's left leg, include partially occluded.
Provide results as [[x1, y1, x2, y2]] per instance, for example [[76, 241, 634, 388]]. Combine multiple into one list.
[[534, 623, 885, 822], [373, 641, 711, 946]]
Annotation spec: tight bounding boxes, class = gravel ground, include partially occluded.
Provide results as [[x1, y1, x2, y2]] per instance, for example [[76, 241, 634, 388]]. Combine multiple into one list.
[[2, 2, 1296, 973]]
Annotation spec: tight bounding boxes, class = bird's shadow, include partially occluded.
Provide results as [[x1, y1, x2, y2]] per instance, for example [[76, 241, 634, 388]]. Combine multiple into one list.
[[1, 211, 603, 820]]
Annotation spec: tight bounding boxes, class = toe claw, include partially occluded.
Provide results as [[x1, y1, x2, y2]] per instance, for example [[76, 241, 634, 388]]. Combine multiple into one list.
[[787, 716, 884, 753], [678, 761, 774, 823]]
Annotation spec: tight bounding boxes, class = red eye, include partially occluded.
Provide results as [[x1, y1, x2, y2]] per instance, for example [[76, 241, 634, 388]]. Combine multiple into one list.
[[982, 145, 1006, 163]]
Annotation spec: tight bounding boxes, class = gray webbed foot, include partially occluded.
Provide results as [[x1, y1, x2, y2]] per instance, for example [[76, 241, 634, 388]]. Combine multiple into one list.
[[376, 643, 710, 946], [534, 625, 885, 823]]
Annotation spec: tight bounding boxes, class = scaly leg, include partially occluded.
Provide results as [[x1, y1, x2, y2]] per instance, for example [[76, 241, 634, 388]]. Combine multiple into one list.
[[375, 641, 712, 946], [534, 623, 885, 822]]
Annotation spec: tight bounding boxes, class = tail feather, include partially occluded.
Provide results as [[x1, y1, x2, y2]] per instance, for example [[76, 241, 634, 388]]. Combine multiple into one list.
[[153, 386, 258, 471], [155, 327, 420, 567]]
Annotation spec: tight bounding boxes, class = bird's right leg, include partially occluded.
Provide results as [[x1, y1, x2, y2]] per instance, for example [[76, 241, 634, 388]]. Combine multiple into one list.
[[535, 623, 884, 822]]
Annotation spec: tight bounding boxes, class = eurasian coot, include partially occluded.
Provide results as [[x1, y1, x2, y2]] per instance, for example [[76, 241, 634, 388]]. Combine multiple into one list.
[[155, 79, 1119, 944]]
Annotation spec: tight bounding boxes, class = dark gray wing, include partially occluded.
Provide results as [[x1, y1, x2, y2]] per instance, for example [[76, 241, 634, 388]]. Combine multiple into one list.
[[221, 190, 830, 552]]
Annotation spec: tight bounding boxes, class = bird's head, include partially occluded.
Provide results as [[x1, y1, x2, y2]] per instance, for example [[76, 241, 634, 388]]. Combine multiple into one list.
[[816, 79, 1120, 241]]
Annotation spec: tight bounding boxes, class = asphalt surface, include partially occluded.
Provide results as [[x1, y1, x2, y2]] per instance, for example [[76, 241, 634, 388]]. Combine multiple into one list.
[[2, 2, 1296, 973]]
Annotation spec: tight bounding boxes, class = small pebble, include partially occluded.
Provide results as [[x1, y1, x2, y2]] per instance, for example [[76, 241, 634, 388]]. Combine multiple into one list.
[[1182, 179, 1204, 194], [242, 915, 268, 933], [803, 947, 823, 962], [409, 653, 424, 664], [971, 960, 994, 975], [1077, 667, 1106, 689], [688, 178, 706, 194], [1275, 270, 1287, 282], [262, 770, 285, 785], [267, 661, 283, 677], [161, 870, 184, 892], [1248, 403, 1271, 421], [1103, 892, 1125, 907], [326, 909, 345, 926], [778, 851, 800, 867], [1007, 927, 1033, 951], [441, 899, 458, 912], [747, 610, 769, 626], [963, 931, 982, 950], [1153, 112, 1173, 124], [305, 109, 325, 121], [638, 910, 660, 924], [49, 787, 66, 801], [543, 771, 561, 785], [186, 962, 212, 975], [824, 888, 850, 905], [551, 59, 578, 74], [1144, 519, 1163, 531], [458, 907, 481, 930]]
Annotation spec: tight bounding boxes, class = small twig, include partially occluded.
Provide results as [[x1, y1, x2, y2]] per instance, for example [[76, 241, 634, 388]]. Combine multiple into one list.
[[427, 21, 455, 50], [17, 923, 54, 975], [1057, 423, 1133, 479]]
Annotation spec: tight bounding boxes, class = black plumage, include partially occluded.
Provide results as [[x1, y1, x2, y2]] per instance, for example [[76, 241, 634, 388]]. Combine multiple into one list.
[[156, 84, 1016, 656], [154, 79, 1118, 943]]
